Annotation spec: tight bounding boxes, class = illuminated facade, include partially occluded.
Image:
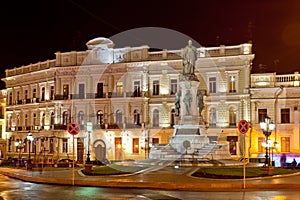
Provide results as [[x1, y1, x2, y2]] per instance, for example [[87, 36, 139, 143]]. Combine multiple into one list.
[[250, 72, 300, 158], [2, 38, 254, 163]]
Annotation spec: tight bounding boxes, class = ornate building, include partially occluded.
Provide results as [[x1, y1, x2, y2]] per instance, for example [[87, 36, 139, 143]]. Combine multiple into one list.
[[250, 72, 300, 164], [2, 37, 254, 163]]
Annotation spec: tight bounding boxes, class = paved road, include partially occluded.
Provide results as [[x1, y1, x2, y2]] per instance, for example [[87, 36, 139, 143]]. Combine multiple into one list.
[[1, 174, 300, 199], [1, 164, 300, 191]]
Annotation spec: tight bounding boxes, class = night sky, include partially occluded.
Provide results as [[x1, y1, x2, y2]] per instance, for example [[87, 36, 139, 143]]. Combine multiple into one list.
[[1, 0, 300, 88]]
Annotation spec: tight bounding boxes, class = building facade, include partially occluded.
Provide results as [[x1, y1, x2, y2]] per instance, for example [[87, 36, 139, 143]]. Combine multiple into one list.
[[250, 72, 300, 163], [2, 37, 254, 163]]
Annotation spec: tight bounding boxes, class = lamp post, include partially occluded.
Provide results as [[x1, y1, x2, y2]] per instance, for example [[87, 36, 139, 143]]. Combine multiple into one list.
[[14, 140, 24, 167], [27, 132, 34, 170], [260, 116, 275, 167]]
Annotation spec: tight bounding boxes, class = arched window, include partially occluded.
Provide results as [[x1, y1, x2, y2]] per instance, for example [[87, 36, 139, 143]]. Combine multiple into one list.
[[63, 111, 69, 125], [209, 108, 217, 127], [116, 110, 123, 125], [153, 109, 159, 127], [50, 112, 55, 126], [78, 111, 84, 125], [133, 109, 140, 125], [229, 107, 237, 127], [97, 110, 104, 125], [170, 109, 175, 127]]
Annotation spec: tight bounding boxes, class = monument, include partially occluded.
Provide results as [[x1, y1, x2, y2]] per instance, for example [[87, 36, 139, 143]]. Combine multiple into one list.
[[149, 40, 234, 165], [169, 40, 209, 154]]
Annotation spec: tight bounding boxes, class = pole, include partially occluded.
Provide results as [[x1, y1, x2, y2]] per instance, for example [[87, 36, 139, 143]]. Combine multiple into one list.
[[28, 140, 31, 170], [243, 134, 246, 189], [72, 135, 75, 185]]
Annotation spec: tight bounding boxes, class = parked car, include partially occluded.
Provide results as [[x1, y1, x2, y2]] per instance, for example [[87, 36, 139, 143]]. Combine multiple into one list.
[[53, 158, 76, 168]]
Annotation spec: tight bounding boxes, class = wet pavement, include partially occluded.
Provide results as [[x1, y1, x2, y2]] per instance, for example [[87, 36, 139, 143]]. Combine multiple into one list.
[[1, 163, 300, 191]]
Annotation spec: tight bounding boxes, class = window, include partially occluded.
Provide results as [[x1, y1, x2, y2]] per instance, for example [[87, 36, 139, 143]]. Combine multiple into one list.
[[153, 80, 160, 95], [227, 136, 237, 155], [41, 112, 45, 128], [79, 84, 85, 99], [170, 79, 177, 95], [41, 87, 45, 101], [78, 111, 84, 125], [153, 109, 159, 127], [281, 137, 290, 152], [229, 107, 237, 127], [116, 110, 123, 125], [33, 113, 36, 127], [132, 138, 139, 154], [24, 114, 28, 129], [97, 110, 104, 125], [116, 82, 123, 97], [63, 84, 69, 99], [258, 109, 267, 123], [133, 81, 141, 97], [209, 77, 217, 93], [152, 138, 159, 145], [209, 108, 217, 127], [24, 90, 28, 100], [9, 92, 12, 105], [63, 111, 69, 125], [229, 75, 236, 93], [281, 108, 290, 123], [97, 83, 104, 98], [133, 109, 140, 125], [33, 88, 37, 98], [50, 86, 54, 100], [50, 112, 55, 126], [17, 91, 20, 102], [49, 138, 54, 154], [258, 137, 265, 152], [62, 138, 68, 153]]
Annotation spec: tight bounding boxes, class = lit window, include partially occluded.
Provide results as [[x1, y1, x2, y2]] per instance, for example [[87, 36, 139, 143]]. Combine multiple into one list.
[[116, 82, 123, 97], [153, 80, 160, 95], [258, 109, 267, 123], [62, 139, 68, 153], [229, 75, 236, 93], [133, 81, 141, 97], [209, 77, 217, 93], [170, 79, 177, 95], [281, 108, 290, 123]]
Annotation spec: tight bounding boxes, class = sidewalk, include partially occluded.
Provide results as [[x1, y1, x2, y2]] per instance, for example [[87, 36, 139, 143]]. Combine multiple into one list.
[[1, 166, 300, 191]]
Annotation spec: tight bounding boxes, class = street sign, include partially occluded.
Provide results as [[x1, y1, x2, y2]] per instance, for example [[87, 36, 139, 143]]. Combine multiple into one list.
[[238, 120, 249, 134], [67, 122, 80, 135]]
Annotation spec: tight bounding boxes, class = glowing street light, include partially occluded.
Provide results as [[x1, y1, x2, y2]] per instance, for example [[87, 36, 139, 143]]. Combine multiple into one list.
[[260, 116, 275, 167]]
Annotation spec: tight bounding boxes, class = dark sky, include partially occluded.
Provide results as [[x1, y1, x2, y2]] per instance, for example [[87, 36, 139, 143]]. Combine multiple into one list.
[[1, 0, 300, 88]]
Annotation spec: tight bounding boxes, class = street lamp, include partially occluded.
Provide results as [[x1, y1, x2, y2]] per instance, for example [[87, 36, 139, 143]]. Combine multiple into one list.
[[27, 132, 34, 170], [14, 139, 24, 167], [260, 116, 275, 167]]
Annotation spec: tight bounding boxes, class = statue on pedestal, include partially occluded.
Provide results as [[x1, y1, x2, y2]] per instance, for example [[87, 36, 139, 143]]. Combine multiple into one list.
[[182, 40, 197, 80]]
